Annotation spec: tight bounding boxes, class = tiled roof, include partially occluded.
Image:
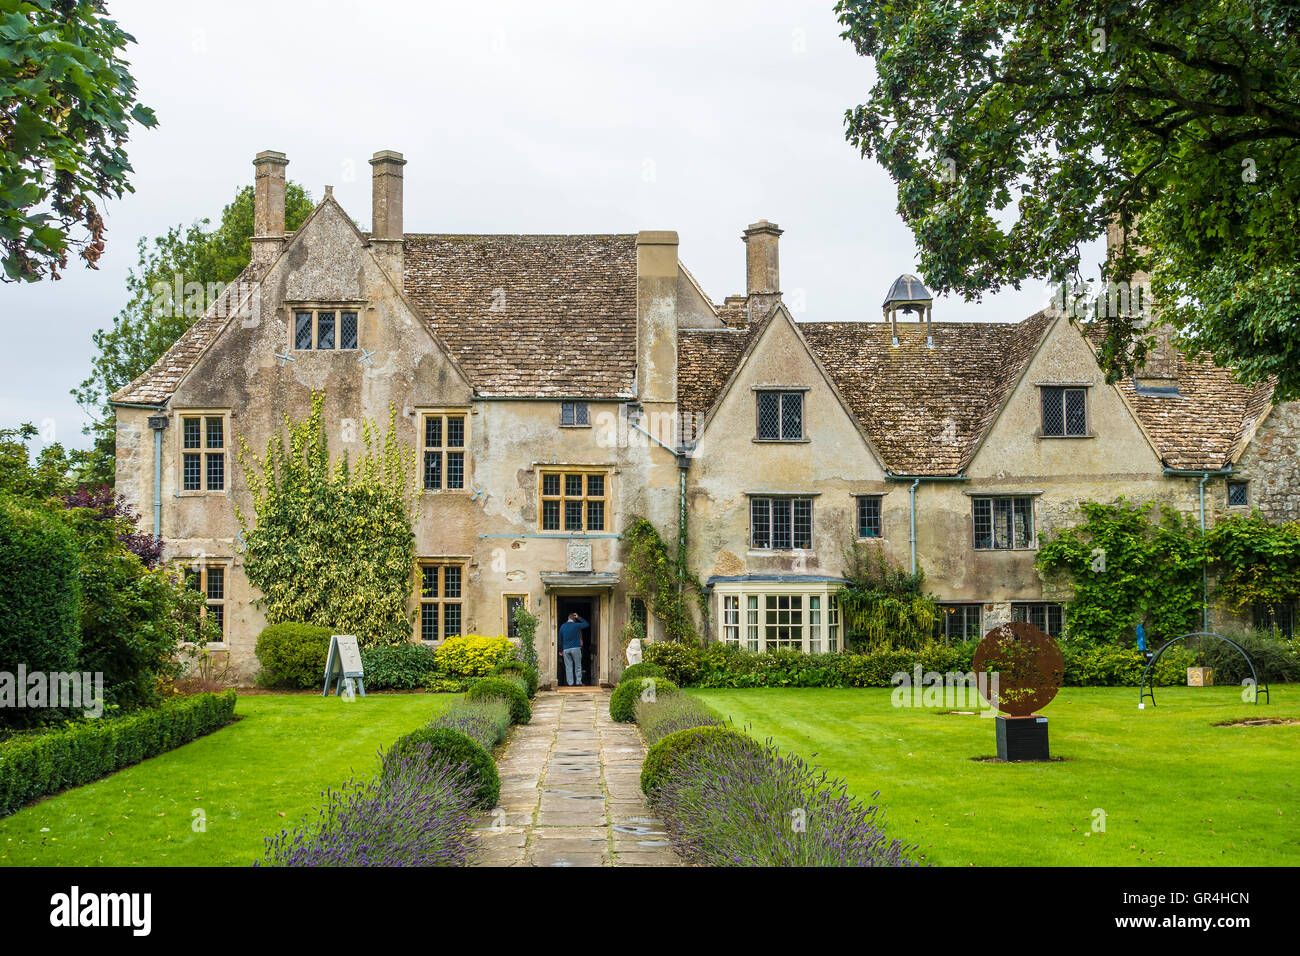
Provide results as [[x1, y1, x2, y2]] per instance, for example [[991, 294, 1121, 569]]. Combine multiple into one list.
[[800, 313, 1052, 474], [111, 263, 266, 405], [1116, 357, 1273, 470], [403, 234, 638, 398], [677, 326, 757, 423]]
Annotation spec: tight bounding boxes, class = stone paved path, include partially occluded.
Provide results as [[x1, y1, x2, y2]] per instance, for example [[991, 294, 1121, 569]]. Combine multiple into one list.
[[471, 690, 681, 866]]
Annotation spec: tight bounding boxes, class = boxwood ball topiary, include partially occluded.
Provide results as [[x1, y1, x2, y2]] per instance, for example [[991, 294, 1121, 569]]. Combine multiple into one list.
[[386, 726, 500, 809], [618, 662, 666, 685], [492, 659, 539, 698], [640, 726, 764, 798], [466, 677, 531, 725], [609, 676, 678, 723]]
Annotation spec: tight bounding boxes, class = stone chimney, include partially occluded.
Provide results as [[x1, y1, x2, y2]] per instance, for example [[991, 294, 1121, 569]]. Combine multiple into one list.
[[1107, 216, 1177, 391], [636, 231, 679, 407], [369, 149, 406, 273], [743, 219, 782, 320], [251, 150, 288, 265]]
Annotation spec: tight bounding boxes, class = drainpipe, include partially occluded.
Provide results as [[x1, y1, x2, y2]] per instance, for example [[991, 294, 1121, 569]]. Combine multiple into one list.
[[1163, 466, 1232, 632], [147, 414, 170, 541], [886, 472, 971, 575]]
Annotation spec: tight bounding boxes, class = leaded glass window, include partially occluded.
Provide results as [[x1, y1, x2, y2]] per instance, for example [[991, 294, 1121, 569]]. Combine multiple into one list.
[[756, 391, 804, 440]]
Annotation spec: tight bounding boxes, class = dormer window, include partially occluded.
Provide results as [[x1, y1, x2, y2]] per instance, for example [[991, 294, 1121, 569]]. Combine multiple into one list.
[[293, 307, 359, 350]]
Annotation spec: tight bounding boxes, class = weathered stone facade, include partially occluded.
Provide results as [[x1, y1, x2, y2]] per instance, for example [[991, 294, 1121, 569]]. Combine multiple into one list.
[[112, 149, 1300, 684]]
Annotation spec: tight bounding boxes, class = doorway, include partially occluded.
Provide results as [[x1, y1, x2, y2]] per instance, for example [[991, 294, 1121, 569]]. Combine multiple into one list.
[[556, 596, 598, 686]]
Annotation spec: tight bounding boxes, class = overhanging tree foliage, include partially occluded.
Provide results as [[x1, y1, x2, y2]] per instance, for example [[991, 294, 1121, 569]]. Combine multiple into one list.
[[237, 393, 419, 647], [836, 1, 1300, 398], [73, 180, 313, 483], [0, 0, 156, 281]]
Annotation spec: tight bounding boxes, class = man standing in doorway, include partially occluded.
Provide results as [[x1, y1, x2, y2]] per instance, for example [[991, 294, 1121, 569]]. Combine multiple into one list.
[[560, 612, 588, 686]]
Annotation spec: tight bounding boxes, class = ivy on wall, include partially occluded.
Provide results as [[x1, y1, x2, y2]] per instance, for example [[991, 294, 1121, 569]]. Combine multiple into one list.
[[1036, 499, 1206, 645], [836, 541, 938, 651], [622, 516, 705, 643], [237, 392, 418, 646], [1206, 514, 1300, 615]]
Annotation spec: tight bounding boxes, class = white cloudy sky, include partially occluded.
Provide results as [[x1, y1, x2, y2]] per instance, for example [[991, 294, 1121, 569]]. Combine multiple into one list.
[[2, 0, 1099, 450]]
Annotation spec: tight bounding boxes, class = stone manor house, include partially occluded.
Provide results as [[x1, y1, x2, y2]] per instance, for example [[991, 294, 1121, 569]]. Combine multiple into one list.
[[111, 149, 1300, 688]]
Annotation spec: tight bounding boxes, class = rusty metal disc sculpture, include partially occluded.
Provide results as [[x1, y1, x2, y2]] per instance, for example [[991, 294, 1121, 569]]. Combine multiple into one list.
[[972, 621, 1065, 716]]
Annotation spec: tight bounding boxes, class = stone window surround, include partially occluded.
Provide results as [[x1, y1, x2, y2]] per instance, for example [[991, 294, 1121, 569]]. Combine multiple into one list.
[[1034, 382, 1095, 439], [503, 592, 529, 639], [752, 385, 810, 443], [175, 408, 229, 497], [715, 582, 841, 654], [560, 401, 591, 428], [285, 301, 364, 351], [854, 492, 886, 540], [180, 557, 230, 646], [1226, 480, 1250, 508], [417, 556, 470, 644], [536, 465, 611, 534], [748, 493, 817, 551], [419, 407, 471, 493], [966, 490, 1041, 551]]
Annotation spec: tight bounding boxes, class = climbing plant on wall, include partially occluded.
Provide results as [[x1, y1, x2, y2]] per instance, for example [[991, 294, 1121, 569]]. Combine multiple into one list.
[[1206, 514, 1300, 616], [622, 516, 705, 644], [237, 392, 418, 646], [1036, 499, 1204, 645], [836, 541, 938, 652]]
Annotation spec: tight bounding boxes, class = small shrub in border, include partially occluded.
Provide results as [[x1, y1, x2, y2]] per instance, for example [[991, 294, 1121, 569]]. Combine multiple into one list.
[[466, 677, 531, 725], [609, 676, 678, 723], [258, 748, 476, 867], [633, 693, 723, 745], [640, 725, 759, 797], [618, 662, 666, 685], [492, 659, 539, 698], [385, 726, 500, 810], [651, 734, 917, 867], [424, 675, 474, 694], [254, 623, 334, 689], [0, 691, 237, 818], [361, 644, 441, 690], [431, 698, 512, 752], [436, 634, 515, 677]]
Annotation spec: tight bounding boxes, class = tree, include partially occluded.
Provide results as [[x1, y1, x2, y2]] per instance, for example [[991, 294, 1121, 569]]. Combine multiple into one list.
[[836, 1, 1300, 398], [73, 181, 313, 483], [0, 0, 156, 281]]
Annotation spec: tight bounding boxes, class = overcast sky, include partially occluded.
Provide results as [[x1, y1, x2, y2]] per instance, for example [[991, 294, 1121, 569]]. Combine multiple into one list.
[[1, 0, 1098, 451]]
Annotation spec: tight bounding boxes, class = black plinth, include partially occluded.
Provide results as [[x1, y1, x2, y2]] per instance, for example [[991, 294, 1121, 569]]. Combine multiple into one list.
[[995, 715, 1050, 761]]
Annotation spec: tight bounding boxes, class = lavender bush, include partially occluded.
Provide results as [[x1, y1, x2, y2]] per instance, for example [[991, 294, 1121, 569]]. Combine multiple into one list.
[[430, 697, 512, 751], [633, 693, 724, 745], [257, 746, 477, 867], [651, 735, 918, 867]]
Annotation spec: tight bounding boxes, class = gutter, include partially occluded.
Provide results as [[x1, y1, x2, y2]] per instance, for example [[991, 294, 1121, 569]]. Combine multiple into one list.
[[109, 400, 169, 542], [885, 472, 971, 575], [1162, 465, 1232, 631]]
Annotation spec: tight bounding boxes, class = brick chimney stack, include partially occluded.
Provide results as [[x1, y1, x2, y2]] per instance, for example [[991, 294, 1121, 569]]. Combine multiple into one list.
[[743, 219, 782, 321], [251, 149, 288, 265]]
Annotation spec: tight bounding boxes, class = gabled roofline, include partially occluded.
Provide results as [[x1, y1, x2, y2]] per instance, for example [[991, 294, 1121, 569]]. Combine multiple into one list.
[[689, 302, 890, 472]]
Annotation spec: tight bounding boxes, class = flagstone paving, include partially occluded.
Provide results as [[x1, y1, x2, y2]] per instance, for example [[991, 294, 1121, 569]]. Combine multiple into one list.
[[471, 690, 681, 867]]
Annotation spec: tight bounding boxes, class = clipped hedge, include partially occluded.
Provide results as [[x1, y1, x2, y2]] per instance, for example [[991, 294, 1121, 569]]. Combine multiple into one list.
[[618, 662, 666, 685], [492, 659, 539, 699], [255, 623, 334, 689], [633, 693, 724, 745], [424, 675, 475, 694], [609, 676, 678, 723], [642, 639, 1203, 688], [640, 725, 761, 797], [0, 690, 237, 818], [361, 644, 440, 690], [384, 726, 500, 810], [0, 496, 82, 695], [465, 677, 531, 725]]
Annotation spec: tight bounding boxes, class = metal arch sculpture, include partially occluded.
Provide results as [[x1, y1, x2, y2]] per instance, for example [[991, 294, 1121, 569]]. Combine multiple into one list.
[[1138, 631, 1270, 708]]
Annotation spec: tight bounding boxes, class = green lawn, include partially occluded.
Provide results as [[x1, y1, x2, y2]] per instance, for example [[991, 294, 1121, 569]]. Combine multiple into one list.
[[693, 685, 1300, 867], [0, 693, 455, 867]]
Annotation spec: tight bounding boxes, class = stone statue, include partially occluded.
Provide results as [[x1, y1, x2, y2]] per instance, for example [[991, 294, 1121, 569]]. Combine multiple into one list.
[[626, 638, 642, 666]]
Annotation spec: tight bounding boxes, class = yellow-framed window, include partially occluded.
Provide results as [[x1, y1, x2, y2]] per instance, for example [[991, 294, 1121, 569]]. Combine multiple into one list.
[[419, 561, 465, 641], [539, 470, 607, 532], [422, 412, 468, 491], [179, 412, 227, 494], [185, 562, 227, 638]]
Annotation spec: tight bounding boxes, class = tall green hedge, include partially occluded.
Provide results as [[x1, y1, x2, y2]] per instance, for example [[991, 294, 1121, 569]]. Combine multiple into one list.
[[0, 690, 237, 817], [0, 496, 81, 722]]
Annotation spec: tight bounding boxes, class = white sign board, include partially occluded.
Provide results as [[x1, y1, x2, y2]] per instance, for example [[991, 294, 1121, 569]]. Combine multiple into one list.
[[322, 634, 366, 697]]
